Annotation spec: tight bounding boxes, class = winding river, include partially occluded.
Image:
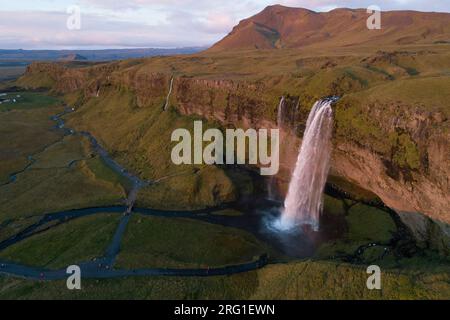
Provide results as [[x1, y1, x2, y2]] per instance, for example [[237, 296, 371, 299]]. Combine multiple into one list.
[[0, 103, 394, 281], [0, 106, 270, 280]]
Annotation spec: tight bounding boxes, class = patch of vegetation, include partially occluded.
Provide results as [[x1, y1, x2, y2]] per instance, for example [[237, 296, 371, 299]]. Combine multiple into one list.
[[364, 65, 395, 80], [251, 260, 450, 300], [427, 220, 450, 257], [344, 69, 369, 87], [404, 67, 419, 76], [347, 76, 450, 117], [334, 98, 387, 152], [316, 203, 397, 261], [0, 100, 126, 232], [0, 272, 258, 300], [0, 108, 63, 183], [0, 216, 41, 243], [115, 214, 270, 269], [0, 163, 125, 225], [0, 92, 61, 112], [136, 166, 236, 210], [0, 214, 120, 269], [323, 194, 347, 216], [388, 131, 421, 170], [346, 204, 397, 243], [16, 72, 56, 89], [31, 135, 89, 169], [84, 156, 130, 191], [211, 209, 243, 217]]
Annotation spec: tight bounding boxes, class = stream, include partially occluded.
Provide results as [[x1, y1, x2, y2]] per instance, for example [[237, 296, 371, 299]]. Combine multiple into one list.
[[0, 106, 270, 280], [0, 104, 397, 280]]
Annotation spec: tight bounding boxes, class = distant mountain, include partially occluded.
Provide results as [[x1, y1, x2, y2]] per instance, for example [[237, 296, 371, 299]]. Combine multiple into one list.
[[0, 47, 205, 62], [58, 54, 88, 61], [209, 5, 450, 51]]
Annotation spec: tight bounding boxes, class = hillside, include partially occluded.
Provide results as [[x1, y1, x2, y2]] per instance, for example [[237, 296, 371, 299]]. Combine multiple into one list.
[[209, 5, 450, 51]]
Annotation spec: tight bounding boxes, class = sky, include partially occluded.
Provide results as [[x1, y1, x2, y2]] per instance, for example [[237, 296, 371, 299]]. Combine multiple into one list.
[[0, 0, 449, 49]]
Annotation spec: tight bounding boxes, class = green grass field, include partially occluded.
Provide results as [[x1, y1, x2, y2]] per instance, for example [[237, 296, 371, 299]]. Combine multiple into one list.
[[0, 162, 126, 225], [317, 201, 397, 261], [0, 92, 61, 112], [0, 107, 63, 184], [31, 135, 89, 169], [115, 214, 270, 269], [0, 214, 120, 269], [0, 94, 126, 242], [0, 259, 448, 299]]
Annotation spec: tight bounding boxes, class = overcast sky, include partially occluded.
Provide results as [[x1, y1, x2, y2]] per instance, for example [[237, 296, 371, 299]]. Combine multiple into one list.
[[1, 0, 449, 49]]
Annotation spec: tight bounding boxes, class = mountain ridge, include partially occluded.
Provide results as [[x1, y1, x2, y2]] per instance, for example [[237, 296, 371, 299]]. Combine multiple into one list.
[[209, 5, 450, 51]]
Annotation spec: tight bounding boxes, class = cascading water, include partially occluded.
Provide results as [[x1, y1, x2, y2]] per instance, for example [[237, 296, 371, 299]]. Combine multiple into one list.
[[268, 96, 285, 200], [277, 96, 286, 127], [163, 76, 174, 111], [276, 98, 335, 232]]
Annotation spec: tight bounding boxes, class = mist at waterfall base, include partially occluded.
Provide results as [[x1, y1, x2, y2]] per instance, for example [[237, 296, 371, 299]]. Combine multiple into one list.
[[267, 99, 334, 234]]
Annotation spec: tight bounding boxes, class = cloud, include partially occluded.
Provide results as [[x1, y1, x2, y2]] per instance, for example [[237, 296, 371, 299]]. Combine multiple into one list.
[[1, 0, 449, 49], [0, 1, 259, 49], [0, 10, 222, 49], [99, 0, 448, 12]]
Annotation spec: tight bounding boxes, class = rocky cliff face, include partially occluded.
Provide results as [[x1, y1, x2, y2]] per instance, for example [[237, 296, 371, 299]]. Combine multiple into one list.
[[173, 76, 450, 251]]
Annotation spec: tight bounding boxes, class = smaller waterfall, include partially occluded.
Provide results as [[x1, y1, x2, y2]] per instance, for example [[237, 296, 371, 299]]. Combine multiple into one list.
[[164, 77, 174, 111], [277, 98, 335, 232], [277, 96, 286, 127], [268, 96, 285, 200]]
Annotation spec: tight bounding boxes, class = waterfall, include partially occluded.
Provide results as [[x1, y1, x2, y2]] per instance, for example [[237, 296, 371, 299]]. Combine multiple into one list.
[[278, 98, 335, 232], [277, 96, 285, 127], [164, 77, 174, 111], [268, 96, 285, 200]]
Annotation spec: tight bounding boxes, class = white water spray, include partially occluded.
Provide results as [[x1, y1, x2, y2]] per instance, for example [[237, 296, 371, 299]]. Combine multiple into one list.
[[277, 99, 335, 232]]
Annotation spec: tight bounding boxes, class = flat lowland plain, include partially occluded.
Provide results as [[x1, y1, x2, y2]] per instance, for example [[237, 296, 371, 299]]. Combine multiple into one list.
[[115, 214, 270, 269], [0, 214, 120, 269], [0, 66, 26, 82], [0, 93, 126, 242], [0, 259, 448, 299]]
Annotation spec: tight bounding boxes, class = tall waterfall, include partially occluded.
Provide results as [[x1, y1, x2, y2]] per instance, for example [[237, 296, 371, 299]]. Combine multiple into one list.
[[278, 99, 334, 232]]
